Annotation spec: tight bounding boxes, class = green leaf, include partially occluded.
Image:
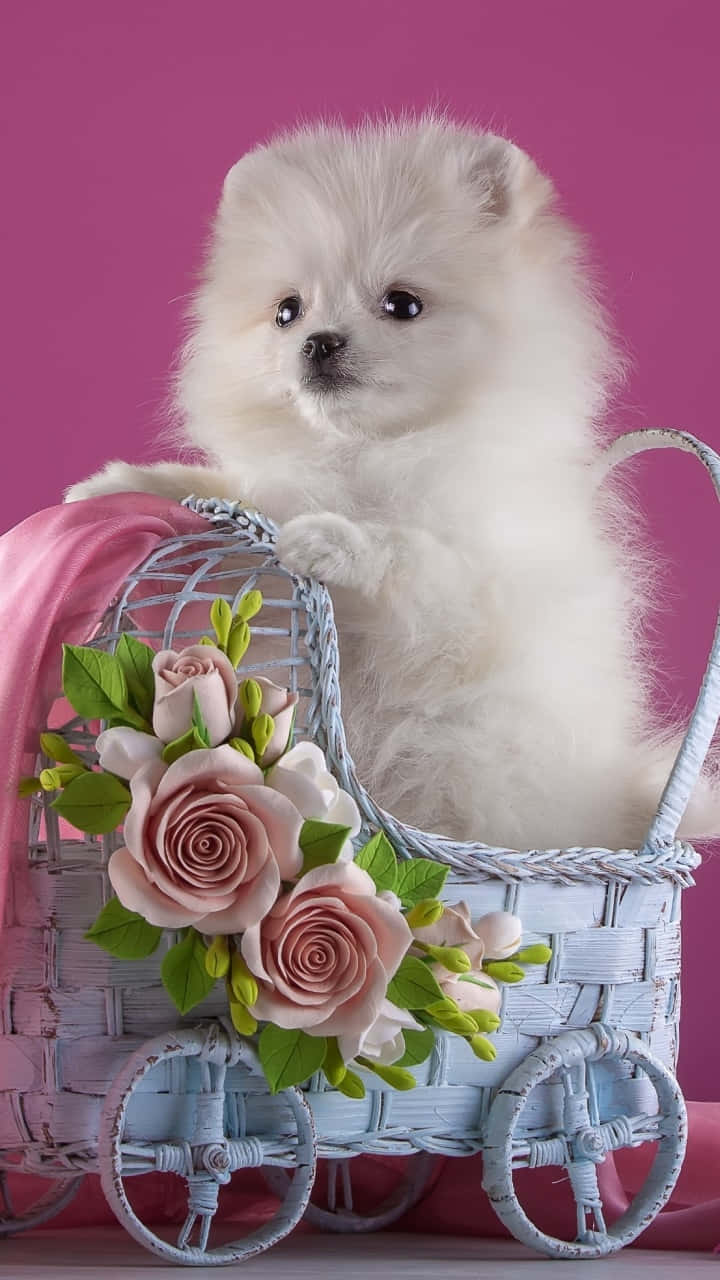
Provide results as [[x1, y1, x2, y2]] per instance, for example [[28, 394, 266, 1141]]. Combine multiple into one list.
[[396, 1027, 435, 1068], [40, 732, 83, 766], [210, 598, 233, 651], [227, 618, 250, 668], [51, 770, 131, 834], [235, 590, 263, 622], [334, 1068, 365, 1099], [395, 858, 448, 908], [258, 1025, 327, 1093], [62, 644, 137, 724], [161, 725, 210, 764], [84, 896, 163, 958], [299, 820, 352, 873], [115, 635, 156, 724], [191, 691, 211, 746], [386, 955, 445, 1010], [353, 832, 398, 893], [355, 1057, 417, 1090], [161, 929, 216, 1015]]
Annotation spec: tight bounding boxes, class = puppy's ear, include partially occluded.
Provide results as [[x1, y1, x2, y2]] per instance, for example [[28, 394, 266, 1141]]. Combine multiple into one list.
[[466, 135, 554, 228]]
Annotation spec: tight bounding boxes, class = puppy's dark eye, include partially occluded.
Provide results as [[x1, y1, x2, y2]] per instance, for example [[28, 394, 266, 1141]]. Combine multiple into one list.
[[276, 296, 303, 327], [382, 290, 423, 320]]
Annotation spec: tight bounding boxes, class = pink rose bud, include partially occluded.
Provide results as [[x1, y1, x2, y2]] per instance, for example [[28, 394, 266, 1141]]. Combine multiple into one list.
[[152, 644, 239, 746]]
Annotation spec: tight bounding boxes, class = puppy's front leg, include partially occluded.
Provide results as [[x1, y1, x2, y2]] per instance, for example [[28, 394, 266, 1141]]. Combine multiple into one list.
[[64, 460, 242, 504], [276, 513, 458, 601]]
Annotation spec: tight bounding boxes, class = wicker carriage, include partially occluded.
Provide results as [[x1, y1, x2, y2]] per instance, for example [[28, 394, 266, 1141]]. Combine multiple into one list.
[[1, 428, 718, 1265]]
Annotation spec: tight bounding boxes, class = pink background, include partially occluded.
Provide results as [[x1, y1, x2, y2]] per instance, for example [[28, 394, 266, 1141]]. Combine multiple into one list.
[[1, 1, 718, 1099]]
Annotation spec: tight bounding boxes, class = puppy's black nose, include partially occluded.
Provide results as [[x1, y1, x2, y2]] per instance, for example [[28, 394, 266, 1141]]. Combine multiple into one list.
[[302, 331, 347, 364]]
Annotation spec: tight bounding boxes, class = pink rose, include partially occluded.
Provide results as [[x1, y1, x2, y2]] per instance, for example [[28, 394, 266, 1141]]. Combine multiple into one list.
[[108, 745, 303, 931], [239, 678, 299, 765], [241, 862, 412, 1038], [152, 644, 238, 746]]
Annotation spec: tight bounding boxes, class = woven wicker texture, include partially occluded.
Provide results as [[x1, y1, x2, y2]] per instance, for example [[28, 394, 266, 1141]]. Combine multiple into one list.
[[2, 427, 718, 1262]]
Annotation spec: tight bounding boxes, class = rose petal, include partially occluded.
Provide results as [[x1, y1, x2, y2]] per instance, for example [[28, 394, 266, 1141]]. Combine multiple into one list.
[[153, 745, 263, 803], [233, 785, 303, 879], [473, 912, 522, 961], [108, 846, 200, 928], [193, 857, 281, 934], [123, 758, 170, 873], [96, 727, 164, 781]]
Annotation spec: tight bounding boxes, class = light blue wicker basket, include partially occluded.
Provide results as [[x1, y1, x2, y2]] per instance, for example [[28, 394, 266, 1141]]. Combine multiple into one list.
[[1, 428, 718, 1265]]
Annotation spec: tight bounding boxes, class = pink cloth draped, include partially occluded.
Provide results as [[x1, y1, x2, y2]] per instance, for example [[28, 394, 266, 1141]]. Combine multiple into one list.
[[0, 493, 207, 927], [0, 497, 717, 1249]]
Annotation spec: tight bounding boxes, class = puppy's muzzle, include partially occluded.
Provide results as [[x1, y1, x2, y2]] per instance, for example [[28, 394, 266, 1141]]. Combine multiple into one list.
[[302, 331, 347, 369]]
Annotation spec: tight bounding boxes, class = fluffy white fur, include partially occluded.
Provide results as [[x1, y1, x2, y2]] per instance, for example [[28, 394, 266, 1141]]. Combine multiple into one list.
[[66, 116, 719, 850]]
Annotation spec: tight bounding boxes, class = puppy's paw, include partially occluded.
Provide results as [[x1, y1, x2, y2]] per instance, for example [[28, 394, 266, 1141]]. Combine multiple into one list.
[[276, 513, 384, 594], [64, 461, 157, 503]]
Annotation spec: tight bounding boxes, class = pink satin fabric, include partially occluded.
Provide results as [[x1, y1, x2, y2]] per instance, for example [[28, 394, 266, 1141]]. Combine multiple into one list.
[[0, 493, 207, 927], [0, 497, 717, 1248]]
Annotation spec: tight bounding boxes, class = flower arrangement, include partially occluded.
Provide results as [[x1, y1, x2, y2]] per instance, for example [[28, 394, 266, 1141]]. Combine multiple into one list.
[[21, 594, 550, 1098]]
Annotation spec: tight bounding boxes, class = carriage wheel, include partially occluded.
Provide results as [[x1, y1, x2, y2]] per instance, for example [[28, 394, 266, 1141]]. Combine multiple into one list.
[[482, 1022, 686, 1259], [262, 1150, 438, 1231], [0, 1168, 85, 1236], [98, 1021, 316, 1266]]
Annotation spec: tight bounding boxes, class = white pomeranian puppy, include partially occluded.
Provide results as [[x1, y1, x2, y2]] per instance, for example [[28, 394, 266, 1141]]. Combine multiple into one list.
[[66, 115, 718, 850]]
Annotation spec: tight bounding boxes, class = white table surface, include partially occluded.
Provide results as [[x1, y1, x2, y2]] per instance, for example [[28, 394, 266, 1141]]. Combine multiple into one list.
[[0, 1231, 716, 1278]]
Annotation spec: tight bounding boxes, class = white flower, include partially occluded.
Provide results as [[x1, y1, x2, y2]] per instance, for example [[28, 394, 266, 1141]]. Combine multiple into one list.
[[96, 726, 163, 780], [265, 741, 361, 858], [338, 998, 424, 1066]]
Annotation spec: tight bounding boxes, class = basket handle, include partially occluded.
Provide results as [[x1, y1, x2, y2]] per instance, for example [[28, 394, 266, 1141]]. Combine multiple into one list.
[[598, 428, 720, 851]]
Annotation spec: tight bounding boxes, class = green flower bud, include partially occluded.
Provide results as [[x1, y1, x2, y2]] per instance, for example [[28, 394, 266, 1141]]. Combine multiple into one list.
[[251, 713, 275, 760], [210, 598, 233, 651], [425, 999, 478, 1036], [17, 776, 42, 797], [39, 763, 85, 791], [336, 1068, 366, 1099], [483, 961, 525, 984], [40, 733, 85, 766], [227, 619, 251, 668], [228, 737, 256, 761], [236, 589, 263, 622], [199, 635, 215, 646], [230, 951, 259, 1007], [356, 1057, 417, 1090], [513, 944, 552, 966], [423, 944, 471, 974], [323, 1037, 347, 1088], [228, 1000, 258, 1037], [240, 678, 263, 720], [405, 899, 445, 929], [205, 935, 230, 979], [470, 1034, 497, 1061], [467, 1009, 501, 1033]]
